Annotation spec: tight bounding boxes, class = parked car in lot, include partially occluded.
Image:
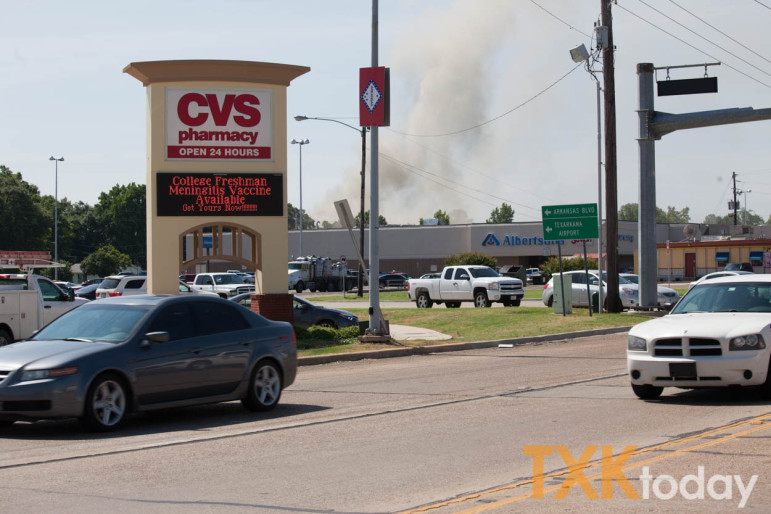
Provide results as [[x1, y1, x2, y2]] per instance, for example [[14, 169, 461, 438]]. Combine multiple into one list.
[[688, 270, 753, 290], [231, 294, 358, 329], [526, 268, 545, 285], [0, 295, 297, 430], [724, 262, 754, 272], [627, 274, 771, 400], [619, 273, 680, 308], [378, 272, 408, 289], [543, 271, 679, 310], [96, 275, 147, 298], [419, 273, 441, 279], [75, 282, 101, 301]]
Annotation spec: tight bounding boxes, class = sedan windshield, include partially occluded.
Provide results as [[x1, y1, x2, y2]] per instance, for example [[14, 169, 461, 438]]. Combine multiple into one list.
[[469, 268, 500, 278], [33, 304, 152, 343], [672, 282, 771, 314]]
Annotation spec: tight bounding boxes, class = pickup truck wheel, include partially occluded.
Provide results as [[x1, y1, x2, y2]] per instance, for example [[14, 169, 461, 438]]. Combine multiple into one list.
[[446, 302, 461, 308], [501, 299, 512, 307], [295, 281, 305, 293], [0, 328, 12, 346], [631, 383, 663, 400], [474, 291, 491, 308], [512, 298, 521, 307], [416, 292, 433, 308]]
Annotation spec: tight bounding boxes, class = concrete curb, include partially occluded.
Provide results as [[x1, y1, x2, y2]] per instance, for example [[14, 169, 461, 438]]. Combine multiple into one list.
[[298, 326, 632, 366]]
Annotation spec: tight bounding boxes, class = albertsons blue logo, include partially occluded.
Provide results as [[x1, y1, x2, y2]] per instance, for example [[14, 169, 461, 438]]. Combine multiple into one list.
[[482, 233, 500, 246]]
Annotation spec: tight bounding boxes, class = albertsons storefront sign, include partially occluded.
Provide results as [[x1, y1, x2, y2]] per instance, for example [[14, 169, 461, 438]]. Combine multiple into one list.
[[482, 233, 564, 247], [166, 88, 273, 161]]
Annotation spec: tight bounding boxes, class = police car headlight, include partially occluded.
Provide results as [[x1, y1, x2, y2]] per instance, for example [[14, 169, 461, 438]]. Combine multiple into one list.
[[729, 334, 766, 351], [627, 336, 647, 351]]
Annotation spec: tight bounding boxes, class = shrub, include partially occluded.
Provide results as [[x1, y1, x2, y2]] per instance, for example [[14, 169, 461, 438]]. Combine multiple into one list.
[[445, 253, 497, 268], [295, 325, 359, 349]]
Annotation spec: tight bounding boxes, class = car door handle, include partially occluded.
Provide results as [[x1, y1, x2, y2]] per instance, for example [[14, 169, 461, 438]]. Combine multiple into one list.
[[44, 305, 52, 309]]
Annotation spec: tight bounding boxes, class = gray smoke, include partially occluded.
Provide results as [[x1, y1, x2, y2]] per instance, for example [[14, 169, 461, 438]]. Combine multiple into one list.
[[317, 1, 517, 226]]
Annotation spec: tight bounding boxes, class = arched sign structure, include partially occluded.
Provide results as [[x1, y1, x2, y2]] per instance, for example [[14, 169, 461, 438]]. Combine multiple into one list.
[[124, 60, 309, 321]]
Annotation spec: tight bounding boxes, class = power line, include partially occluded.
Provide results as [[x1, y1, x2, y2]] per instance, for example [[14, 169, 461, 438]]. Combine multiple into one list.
[[387, 63, 582, 137], [379, 152, 543, 219], [529, 0, 593, 39], [753, 0, 771, 10], [384, 131, 558, 207], [667, 0, 771, 65], [616, 3, 771, 89], [637, 0, 771, 78]]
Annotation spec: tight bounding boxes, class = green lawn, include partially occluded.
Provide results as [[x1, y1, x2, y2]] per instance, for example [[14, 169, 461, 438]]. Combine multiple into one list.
[[299, 306, 651, 356]]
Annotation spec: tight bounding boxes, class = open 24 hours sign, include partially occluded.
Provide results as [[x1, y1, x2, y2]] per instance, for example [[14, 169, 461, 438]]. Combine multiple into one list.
[[165, 88, 273, 161]]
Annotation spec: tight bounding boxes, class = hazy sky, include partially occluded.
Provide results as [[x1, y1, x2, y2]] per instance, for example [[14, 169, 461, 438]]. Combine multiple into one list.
[[2, 0, 770, 226]]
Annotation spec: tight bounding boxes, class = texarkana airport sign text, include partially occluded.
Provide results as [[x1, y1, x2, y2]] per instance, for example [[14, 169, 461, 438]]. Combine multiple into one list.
[[542, 203, 599, 241]]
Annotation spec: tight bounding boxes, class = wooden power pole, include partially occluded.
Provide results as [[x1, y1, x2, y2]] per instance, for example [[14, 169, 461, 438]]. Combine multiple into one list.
[[601, 0, 622, 312]]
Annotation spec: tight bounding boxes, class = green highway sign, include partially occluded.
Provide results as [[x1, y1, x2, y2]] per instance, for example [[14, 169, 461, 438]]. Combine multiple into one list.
[[542, 203, 599, 241]]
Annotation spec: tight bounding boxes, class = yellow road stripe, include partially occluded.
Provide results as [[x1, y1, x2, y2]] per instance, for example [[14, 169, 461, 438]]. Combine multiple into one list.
[[403, 412, 771, 513]]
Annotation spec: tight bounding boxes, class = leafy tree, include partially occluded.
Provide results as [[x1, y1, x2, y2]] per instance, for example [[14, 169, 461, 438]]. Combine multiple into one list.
[[80, 245, 132, 277], [444, 253, 497, 268], [434, 209, 450, 225], [618, 203, 690, 223], [321, 220, 341, 229], [38, 260, 74, 282], [355, 210, 387, 227], [618, 203, 639, 221], [95, 183, 147, 268], [67, 201, 106, 262], [0, 166, 50, 251], [540, 256, 598, 281], [703, 213, 733, 224], [287, 202, 316, 230], [486, 203, 515, 223]]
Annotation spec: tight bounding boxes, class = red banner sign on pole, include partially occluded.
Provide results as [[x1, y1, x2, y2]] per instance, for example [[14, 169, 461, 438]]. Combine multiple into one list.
[[359, 67, 390, 127]]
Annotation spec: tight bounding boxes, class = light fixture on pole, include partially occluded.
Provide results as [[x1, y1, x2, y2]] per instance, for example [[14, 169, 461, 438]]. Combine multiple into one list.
[[743, 188, 752, 225], [290, 139, 309, 257], [570, 43, 604, 311], [295, 115, 368, 297], [49, 156, 64, 279]]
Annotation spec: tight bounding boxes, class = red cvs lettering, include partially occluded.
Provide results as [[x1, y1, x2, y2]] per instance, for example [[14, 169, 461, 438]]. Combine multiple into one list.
[[177, 93, 261, 127]]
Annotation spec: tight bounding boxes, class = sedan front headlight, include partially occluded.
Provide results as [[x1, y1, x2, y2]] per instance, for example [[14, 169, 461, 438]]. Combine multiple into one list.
[[628, 335, 647, 351], [729, 334, 766, 351], [20, 367, 78, 382]]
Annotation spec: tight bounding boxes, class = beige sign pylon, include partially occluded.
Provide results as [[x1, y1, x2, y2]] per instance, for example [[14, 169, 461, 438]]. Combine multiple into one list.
[[124, 60, 309, 320]]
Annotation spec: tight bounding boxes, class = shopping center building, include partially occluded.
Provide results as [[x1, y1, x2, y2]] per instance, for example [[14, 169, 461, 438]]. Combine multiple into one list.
[[288, 220, 769, 280]]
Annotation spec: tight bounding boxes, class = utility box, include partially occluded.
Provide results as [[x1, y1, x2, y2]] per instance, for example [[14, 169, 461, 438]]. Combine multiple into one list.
[[553, 274, 573, 314]]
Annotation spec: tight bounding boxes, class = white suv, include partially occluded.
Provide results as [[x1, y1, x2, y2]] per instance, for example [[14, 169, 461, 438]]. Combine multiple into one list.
[[96, 275, 146, 298]]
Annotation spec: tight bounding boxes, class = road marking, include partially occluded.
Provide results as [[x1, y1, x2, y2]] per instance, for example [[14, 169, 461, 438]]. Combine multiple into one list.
[[404, 412, 771, 513]]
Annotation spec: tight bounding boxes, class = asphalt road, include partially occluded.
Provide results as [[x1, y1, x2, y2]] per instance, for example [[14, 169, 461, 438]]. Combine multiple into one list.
[[1, 333, 769, 512]]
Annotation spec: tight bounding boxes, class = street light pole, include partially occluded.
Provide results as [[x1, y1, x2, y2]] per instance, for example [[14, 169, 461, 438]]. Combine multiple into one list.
[[49, 156, 64, 279], [290, 139, 309, 257], [295, 115, 368, 297]]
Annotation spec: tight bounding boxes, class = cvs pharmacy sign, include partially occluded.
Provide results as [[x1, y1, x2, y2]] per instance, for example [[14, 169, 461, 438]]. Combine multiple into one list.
[[166, 88, 273, 161]]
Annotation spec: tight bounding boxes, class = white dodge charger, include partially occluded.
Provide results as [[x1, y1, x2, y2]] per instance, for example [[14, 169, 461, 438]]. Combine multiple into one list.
[[627, 274, 771, 400]]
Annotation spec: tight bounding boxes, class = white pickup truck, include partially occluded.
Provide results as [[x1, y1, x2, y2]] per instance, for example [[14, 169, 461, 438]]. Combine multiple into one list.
[[190, 272, 255, 298], [407, 265, 525, 308], [0, 272, 89, 345]]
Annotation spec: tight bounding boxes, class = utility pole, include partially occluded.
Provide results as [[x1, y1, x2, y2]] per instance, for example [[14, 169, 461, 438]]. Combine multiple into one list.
[[732, 171, 739, 225], [601, 0, 621, 313]]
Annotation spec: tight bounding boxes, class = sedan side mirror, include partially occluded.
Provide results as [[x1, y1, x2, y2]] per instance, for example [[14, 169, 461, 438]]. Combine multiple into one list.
[[141, 331, 170, 347]]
